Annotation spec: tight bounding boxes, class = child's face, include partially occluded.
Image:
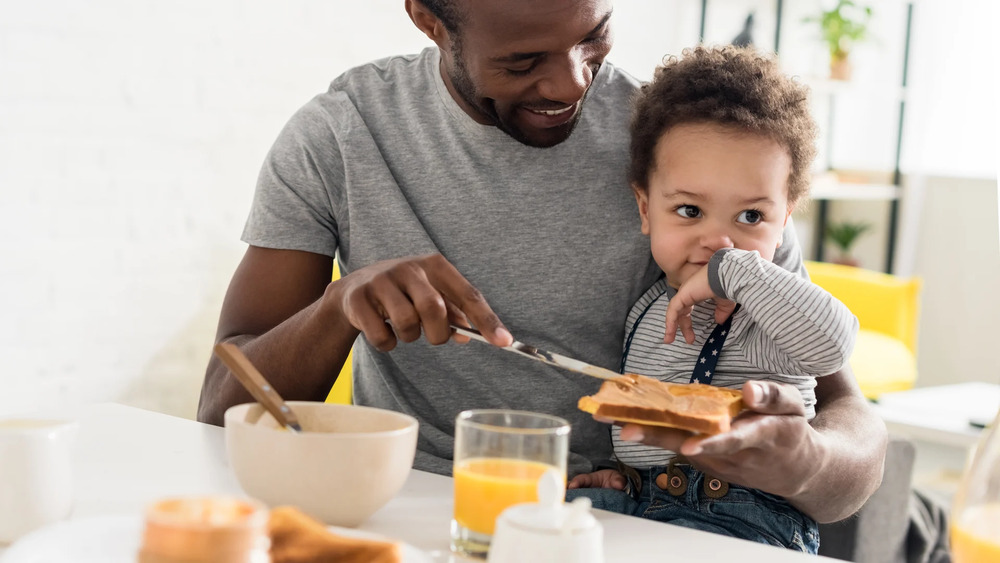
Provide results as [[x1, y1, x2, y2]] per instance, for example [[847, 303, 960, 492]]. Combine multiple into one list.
[[635, 122, 794, 289]]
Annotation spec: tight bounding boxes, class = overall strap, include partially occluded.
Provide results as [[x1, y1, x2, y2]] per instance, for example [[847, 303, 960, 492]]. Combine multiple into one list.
[[689, 305, 740, 385]]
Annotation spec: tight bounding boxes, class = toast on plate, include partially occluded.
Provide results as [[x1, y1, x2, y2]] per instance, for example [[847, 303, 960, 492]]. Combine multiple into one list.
[[269, 506, 401, 563]]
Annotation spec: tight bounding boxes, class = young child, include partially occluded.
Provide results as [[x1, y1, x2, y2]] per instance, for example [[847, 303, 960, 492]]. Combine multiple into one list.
[[567, 46, 859, 553]]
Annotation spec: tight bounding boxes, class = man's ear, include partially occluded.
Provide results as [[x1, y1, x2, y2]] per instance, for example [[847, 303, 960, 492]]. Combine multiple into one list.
[[632, 184, 651, 236], [405, 0, 450, 47]]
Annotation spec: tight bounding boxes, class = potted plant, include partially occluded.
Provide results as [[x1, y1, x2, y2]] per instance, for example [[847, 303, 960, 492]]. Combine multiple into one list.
[[825, 221, 872, 267], [805, 0, 874, 80]]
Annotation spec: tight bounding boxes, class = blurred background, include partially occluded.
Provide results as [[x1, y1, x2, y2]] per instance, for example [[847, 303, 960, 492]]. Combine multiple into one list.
[[0, 0, 996, 422]]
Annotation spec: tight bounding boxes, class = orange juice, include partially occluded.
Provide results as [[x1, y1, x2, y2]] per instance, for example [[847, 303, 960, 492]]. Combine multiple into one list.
[[453, 458, 556, 535], [951, 504, 1000, 563]]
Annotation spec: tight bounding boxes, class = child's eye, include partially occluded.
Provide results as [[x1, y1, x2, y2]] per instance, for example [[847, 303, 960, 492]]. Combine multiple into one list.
[[737, 209, 763, 224], [674, 205, 701, 219]]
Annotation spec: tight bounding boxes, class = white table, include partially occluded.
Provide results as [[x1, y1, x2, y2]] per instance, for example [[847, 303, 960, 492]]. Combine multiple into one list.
[[873, 382, 1000, 506], [3, 403, 835, 561]]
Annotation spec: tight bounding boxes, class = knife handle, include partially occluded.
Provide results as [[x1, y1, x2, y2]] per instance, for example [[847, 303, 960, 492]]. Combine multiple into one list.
[[450, 324, 491, 344]]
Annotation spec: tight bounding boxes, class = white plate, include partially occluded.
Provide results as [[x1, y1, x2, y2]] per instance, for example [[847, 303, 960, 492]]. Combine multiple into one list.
[[0, 515, 434, 563]]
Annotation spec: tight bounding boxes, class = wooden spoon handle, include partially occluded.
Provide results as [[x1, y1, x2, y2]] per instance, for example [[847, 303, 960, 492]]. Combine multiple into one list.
[[214, 342, 302, 433]]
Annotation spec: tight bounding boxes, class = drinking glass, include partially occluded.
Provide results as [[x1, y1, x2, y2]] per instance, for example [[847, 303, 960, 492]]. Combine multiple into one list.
[[950, 408, 1000, 562], [450, 410, 570, 558]]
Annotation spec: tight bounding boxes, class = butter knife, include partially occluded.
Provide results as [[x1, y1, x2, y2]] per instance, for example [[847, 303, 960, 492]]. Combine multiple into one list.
[[450, 324, 632, 385]]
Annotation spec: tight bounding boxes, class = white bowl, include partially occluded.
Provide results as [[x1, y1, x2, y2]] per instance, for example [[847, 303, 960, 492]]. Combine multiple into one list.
[[224, 402, 418, 527]]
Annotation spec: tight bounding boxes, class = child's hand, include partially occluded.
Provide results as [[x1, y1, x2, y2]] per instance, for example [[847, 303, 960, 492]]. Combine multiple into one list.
[[567, 469, 627, 490], [665, 265, 737, 344]]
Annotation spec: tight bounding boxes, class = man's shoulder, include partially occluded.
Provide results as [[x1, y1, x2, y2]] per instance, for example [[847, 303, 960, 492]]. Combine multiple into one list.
[[591, 60, 642, 101], [576, 60, 642, 133], [601, 60, 643, 87], [328, 47, 435, 95], [288, 48, 436, 132]]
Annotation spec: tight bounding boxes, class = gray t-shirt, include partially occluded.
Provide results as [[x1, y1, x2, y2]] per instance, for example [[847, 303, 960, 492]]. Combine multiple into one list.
[[242, 47, 804, 476]]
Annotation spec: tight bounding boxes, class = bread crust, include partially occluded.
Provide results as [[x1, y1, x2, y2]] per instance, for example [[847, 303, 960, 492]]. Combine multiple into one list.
[[578, 375, 744, 434], [269, 506, 401, 563]]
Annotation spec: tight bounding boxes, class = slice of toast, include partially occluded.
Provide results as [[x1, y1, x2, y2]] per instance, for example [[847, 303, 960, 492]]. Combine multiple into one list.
[[269, 506, 401, 563], [578, 374, 744, 434]]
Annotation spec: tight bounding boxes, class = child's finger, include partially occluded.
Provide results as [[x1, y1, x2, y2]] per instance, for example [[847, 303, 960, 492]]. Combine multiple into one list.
[[664, 314, 678, 343], [567, 473, 592, 489], [607, 471, 627, 490], [681, 315, 696, 344]]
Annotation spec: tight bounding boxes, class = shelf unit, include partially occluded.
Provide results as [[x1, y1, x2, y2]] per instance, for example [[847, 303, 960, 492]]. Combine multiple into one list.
[[810, 176, 901, 201], [697, 0, 916, 274]]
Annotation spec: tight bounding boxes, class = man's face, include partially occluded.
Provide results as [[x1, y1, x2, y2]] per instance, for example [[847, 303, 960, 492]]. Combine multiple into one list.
[[440, 0, 613, 148], [635, 123, 793, 289]]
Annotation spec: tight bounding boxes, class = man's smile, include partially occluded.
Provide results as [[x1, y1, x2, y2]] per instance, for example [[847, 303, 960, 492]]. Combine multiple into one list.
[[519, 101, 579, 128]]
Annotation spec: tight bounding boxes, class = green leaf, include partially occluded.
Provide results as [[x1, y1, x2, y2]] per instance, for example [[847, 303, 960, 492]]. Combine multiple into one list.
[[803, 0, 874, 57], [825, 221, 873, 252]]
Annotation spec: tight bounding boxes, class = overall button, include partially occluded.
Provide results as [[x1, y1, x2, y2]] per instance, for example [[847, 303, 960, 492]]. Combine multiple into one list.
[[655, 469, 687, 496], [703, 477, 729, 499]]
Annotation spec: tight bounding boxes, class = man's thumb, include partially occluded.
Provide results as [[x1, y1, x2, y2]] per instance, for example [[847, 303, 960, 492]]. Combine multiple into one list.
[[743, 381, 806, 416]]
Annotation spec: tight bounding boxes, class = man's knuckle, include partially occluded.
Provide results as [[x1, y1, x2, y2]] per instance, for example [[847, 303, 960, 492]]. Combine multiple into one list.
[[394, 310, 421, 331], [345, 292, 373, 318], [392, 261, 423, 281], [414, 295, 448, 318], [462, 285, 485, 304]]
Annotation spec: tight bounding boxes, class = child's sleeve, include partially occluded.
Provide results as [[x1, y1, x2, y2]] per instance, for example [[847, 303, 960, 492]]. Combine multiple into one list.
[[708, 248, 858, 377]]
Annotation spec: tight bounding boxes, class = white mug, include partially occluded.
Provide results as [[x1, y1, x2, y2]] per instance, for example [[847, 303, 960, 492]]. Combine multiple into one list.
[[0, 418, 79, 544]]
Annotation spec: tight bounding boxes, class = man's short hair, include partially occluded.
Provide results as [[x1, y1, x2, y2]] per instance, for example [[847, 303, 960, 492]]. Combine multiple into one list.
[[629, 46, 818, 205], [420, 0, 464, 35]]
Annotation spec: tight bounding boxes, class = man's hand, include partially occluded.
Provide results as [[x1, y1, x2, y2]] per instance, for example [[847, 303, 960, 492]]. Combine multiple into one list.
[[567, 469, 627, 490], [665, 265, 737, 344], [600, 369, 885, 523], [199, 249, 511, 427], [617, 380, 820, 499], [330, 254, 513, 350]]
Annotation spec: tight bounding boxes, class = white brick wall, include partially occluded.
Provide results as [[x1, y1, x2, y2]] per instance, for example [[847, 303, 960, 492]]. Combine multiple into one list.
[[0, 1, 430, 418]]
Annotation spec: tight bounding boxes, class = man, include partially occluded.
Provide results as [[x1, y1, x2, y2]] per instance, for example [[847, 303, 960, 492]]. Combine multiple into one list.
[[198, 0, 886, 524]]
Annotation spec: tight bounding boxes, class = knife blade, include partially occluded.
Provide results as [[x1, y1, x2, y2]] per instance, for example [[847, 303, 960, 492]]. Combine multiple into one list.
[[450, 324, 626, 383]]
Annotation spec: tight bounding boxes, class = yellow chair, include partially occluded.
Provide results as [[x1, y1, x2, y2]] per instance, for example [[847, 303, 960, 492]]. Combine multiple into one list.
[[804, 261, 922, 399], [325, 260, 353, 405]]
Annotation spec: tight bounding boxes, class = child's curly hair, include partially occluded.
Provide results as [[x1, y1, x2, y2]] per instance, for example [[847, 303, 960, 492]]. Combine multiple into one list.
[[629, 46, 817, 205]]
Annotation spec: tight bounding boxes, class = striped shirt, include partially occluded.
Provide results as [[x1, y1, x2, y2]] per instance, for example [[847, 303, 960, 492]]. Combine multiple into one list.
[[613, 248, 858, 469]]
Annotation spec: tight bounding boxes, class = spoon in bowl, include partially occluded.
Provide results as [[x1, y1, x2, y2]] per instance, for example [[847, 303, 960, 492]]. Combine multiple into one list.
[[213, 342, 303, 433]]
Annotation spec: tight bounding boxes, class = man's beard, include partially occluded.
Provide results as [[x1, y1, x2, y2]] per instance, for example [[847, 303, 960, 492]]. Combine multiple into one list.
[[449, 56, 582, 148]]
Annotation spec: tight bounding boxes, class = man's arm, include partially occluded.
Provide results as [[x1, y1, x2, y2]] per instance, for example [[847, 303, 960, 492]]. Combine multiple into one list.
[[197, 247, 513, 426], [617, 367, 887, 523], [197, 247, 351, 426], [785, 368, 888, 522]]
